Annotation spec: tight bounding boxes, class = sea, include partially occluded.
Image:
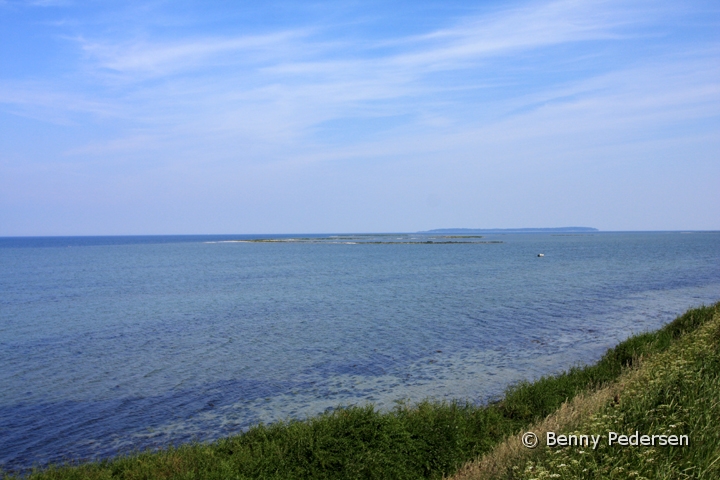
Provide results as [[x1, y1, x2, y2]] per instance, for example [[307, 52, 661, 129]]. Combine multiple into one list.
[[1, 232, 719, 472]]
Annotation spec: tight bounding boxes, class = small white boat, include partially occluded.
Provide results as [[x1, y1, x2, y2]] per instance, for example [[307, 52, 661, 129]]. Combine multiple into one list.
[[537, 253, 544, 257]]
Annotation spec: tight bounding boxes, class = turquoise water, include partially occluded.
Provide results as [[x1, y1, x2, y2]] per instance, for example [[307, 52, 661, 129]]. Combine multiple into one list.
[[1, 232, 719, 471]]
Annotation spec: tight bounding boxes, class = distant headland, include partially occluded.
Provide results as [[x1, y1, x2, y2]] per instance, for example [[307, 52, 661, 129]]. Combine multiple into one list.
[[419, 227, 598, 234]]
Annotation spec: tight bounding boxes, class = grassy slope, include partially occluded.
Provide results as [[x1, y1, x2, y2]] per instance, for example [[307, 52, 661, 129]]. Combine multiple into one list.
[[502, 306, 720, 479], [3, 304, 718, 480]]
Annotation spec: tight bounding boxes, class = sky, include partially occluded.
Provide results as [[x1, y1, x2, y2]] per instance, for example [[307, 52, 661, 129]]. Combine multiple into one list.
[[1, 0, 718, 235]]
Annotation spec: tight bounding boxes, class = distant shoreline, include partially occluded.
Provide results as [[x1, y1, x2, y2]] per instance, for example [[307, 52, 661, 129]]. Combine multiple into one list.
[[419, 227, 599, 234]]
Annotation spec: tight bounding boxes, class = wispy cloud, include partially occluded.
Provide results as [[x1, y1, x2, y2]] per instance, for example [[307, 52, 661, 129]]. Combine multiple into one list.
[[79, 30, 311, 77], [77, 0, 641, 82], [7, 4, 713, 115], [0, 80, 121, 124]]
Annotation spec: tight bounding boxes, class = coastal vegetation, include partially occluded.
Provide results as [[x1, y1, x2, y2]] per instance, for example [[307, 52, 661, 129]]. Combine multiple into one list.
[[4, 303, 718, 480], [453, 302, 720, 479], [505, 309, 720, 479]]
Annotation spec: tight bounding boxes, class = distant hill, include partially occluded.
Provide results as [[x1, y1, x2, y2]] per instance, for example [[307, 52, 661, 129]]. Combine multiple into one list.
[[419, 227, 598, 234]]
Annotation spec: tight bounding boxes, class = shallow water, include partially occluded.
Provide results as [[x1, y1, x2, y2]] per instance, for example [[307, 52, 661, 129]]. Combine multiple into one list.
[[1, 232, 719, 471]]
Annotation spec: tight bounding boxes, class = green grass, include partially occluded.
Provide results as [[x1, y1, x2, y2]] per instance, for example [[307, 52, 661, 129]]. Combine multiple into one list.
[[510, 304, 720, 479], [4, 303, 718, 480]]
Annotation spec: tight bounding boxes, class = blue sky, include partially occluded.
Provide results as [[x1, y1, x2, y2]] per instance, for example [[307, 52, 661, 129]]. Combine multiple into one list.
[[1, 0, 718, 235]]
